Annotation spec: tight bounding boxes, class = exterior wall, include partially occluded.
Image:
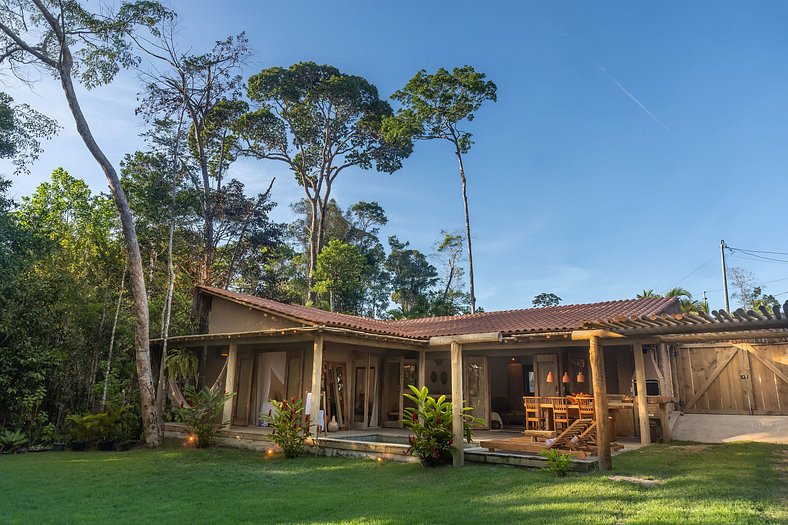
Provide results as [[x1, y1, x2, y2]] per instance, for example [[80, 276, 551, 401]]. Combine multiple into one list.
[[208, 297, 303, 334]]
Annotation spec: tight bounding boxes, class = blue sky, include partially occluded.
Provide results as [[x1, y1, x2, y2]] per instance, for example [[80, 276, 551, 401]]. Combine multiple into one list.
[[3, 1, 788, 311]]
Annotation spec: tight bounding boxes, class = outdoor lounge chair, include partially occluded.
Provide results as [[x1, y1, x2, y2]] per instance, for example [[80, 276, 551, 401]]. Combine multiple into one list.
[[479, 418, 617, 459]]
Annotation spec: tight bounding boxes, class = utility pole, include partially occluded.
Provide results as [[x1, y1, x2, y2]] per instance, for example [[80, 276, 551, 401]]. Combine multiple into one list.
[[702, 290, 708, 311], [720, 240, 730, 312]]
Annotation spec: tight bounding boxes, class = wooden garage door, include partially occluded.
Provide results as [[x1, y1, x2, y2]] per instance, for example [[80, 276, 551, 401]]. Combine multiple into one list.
[[677, 343, 788, 415]]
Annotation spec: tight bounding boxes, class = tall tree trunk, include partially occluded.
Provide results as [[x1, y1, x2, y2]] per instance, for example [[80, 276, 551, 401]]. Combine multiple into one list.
[[102, 265, 127, 409], [192, 120, 214, 330], [59, 52, 160, 446], [455, 149, 476, 314], [305, 196, 320, 304], [156, 108, 185, 417]]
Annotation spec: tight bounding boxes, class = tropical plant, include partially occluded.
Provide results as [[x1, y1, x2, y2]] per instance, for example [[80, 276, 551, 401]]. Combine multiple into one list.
[[540, 449, 572, 477], [166, 348, 200, 387], [83, 405, 130, 442], [174, 386, 234, 448], [65, 414, 91, 442], [41, 423, 62, 445], [402, 385, 483, 467], [0, 429, 27, 453], [261, 397, 311, 458]]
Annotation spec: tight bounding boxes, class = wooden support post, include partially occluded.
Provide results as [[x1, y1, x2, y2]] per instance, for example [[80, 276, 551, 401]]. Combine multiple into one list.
[[450, 341, 464, 467], [200, 345, 208, 388], [418, 351, 426, 389], [633, 342, 651, 445], [660, 402, 671, 443], [309, 336, 324, 436], [222, 343, 238, 425], [589, 335, 611, 470]]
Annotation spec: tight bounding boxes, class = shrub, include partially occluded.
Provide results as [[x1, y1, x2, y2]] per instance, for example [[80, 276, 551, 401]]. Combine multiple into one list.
[[0, 429, 27, 453], [175, 386, 234, 448], [65, 414, 91, 442], [261, 397, 311, 458], [541, 449, 573, 477], [402, 385, 484, 467], [83, 405, 130, 442]]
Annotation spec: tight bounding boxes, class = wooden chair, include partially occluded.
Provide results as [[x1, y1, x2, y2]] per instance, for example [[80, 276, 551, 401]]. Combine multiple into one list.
[[550, 397, 571, 432], [577, 397, 595, 419], [523, 396, 541, 431]]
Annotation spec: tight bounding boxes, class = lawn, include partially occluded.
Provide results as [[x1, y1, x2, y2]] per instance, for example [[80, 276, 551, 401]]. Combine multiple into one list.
[[0, 442, 785, 524]]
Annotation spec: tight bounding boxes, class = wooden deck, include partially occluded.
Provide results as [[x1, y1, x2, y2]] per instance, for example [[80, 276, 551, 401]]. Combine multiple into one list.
[[163, 423, 644, 470]]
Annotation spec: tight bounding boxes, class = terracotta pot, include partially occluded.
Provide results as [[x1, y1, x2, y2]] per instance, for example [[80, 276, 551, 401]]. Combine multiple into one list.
[[327, 416, 339, 432]]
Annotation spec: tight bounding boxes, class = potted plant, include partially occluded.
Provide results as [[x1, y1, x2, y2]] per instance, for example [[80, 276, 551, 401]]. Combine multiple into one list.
[[65, 414, 90, 451], [111, 406, 135, 451], [42, 423, 66, 451], [85, 412, 114, 451]]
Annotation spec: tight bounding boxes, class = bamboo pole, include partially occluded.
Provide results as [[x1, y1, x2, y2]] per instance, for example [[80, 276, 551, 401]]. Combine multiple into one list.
[[633, 342, 651, 445]]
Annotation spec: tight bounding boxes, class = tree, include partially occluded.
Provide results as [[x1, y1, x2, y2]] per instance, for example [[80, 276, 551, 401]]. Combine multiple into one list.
[[0, 0, 172, 446], [635, 287, 708, 314], [728, 267, 779, 311], [0, 93, 59, 175], [136, 31, 259, 330], [240, 62, 413, 303], [385, 236, 438, 319], [313, 239, 368, 314], [532, 293, 562, 308], [387, 66, 497, 314], [431, 231, 470, 316]]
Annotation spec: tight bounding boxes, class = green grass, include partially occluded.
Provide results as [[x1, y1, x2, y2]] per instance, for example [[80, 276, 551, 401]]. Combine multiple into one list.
[[0, 442, 785, 524]]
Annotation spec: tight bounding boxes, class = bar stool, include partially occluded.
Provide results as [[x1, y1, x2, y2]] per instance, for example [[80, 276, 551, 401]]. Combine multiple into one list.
[[550, 397, 571, 432], [523, 396, 542, 430]]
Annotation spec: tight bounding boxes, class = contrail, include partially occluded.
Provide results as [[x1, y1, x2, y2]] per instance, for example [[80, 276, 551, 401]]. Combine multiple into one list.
[[597, 65, 672, 133]]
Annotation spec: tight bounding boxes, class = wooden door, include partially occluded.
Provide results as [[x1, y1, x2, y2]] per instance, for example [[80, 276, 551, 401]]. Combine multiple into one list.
[[678, 343, 788, 415], [535, 354, 560, 398]]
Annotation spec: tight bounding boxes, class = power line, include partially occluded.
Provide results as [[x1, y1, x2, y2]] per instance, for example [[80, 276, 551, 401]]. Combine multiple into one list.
[[672, 255, 716, 287], [726, 245, 788, 256], [736, 252, 788, 264]]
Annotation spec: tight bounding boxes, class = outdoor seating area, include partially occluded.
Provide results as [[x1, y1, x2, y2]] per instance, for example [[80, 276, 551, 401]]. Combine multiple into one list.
[[479, 395, 630, 458]]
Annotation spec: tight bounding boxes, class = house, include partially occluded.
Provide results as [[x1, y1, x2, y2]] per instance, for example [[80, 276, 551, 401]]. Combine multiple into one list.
[[158, 285, 788, 469]]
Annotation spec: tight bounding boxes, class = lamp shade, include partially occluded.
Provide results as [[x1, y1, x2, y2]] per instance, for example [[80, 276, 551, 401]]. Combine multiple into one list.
[[576, 371, 585, 383], [561, 372, 571, 383], [545, 371, 555, 383]]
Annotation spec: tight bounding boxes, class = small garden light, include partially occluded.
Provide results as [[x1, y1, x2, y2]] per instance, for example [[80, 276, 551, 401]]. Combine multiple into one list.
[[186, 434, 197, 445], [376, 456, 384, 464]]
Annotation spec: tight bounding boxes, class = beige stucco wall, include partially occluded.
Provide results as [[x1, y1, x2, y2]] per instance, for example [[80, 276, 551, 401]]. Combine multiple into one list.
[[208, 297, 303, 333]]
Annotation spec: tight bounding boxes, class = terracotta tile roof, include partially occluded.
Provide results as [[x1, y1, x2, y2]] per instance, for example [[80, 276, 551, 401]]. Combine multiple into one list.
[[198, 285, 406, 337], [386, 297, 680, 338], [198, 285, 680, 340]]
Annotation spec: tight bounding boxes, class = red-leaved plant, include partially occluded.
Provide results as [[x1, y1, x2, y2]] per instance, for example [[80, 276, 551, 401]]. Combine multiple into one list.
[[261, 397, 311, 458]]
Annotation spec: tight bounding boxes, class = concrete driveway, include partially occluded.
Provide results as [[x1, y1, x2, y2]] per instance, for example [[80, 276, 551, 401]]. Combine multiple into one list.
[[672, 414, 787, 444]]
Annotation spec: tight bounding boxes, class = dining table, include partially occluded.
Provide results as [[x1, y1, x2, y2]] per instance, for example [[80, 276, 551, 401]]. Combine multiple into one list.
[[537, 398, 634, 441]]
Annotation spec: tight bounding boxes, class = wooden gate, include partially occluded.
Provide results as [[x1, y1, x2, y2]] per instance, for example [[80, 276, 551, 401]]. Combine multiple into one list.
[[677, 342, 788, 415]]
